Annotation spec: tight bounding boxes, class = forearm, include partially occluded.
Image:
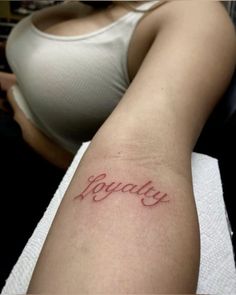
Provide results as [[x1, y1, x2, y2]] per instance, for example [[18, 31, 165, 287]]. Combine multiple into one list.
[[27, 131, 200, 293]]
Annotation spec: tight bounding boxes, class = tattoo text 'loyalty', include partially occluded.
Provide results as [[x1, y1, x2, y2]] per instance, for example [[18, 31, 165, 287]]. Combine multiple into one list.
[[73, 173, 170, 207]]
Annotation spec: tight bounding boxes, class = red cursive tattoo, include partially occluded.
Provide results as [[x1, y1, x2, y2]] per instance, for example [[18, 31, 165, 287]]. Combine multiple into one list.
[[73, 173, 170, 207]]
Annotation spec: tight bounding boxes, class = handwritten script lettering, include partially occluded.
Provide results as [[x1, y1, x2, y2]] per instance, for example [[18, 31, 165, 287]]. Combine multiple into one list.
[[73, 173, 170, 207]]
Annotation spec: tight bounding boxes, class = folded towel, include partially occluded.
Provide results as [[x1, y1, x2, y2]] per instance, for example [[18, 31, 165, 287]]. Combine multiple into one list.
[[1, 142, 236, 294]]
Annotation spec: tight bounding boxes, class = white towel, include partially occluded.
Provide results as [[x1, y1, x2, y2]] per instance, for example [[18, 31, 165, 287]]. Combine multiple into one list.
[[1, 142, 236, 294]]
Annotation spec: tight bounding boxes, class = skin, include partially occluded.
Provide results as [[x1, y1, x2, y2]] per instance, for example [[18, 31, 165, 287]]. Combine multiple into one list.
[[2, 1, 236, 293]]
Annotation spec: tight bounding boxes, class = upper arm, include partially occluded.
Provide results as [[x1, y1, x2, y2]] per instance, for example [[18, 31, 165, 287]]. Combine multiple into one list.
[[92, 1, 236, 170]]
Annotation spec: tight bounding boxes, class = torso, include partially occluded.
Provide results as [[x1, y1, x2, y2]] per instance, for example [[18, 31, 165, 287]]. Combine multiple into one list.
[[31, 1, 165, 80], [9, 1, 169, 170]]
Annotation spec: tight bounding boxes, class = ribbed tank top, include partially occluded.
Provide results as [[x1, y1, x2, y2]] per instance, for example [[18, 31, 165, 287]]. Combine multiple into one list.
[[6, 1, 161, 154]]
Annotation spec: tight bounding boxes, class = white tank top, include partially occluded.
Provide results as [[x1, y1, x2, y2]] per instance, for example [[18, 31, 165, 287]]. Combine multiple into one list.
[[6, 1, 161, 154]]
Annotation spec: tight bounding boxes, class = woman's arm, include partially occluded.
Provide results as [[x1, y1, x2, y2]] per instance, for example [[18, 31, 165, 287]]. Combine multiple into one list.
[[27, 2, 236, 293], [0, 69, 73, 169]]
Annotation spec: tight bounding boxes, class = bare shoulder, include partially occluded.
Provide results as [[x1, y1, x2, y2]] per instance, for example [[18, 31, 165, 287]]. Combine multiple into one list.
[[144, 0, 236, 85], [150, 1, 233, 31], [128, 1, 234, 81], [144, 0, 236, 72]]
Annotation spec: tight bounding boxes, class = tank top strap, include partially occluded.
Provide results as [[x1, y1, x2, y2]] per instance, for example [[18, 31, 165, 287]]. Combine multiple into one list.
[[119, 1, 162, 85], [120, 0, 163, 48], [123, 0, 163, 24]]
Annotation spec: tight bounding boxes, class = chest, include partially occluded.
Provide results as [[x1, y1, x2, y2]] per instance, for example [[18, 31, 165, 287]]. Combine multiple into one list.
[[32, 2, 162, 81]]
